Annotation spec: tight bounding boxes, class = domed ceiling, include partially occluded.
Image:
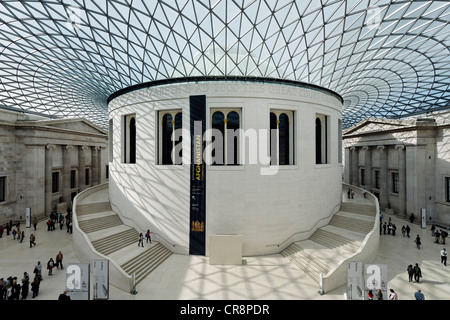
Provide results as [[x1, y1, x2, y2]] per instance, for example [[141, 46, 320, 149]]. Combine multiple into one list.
[[0, 0, 449, 128]]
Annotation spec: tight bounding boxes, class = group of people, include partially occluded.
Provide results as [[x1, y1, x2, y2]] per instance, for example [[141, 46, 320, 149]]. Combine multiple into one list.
[[1, 251, 63, 300], [431, 225, 448, 245], [380, 214, 412, 239], [46, 211, 73, 233], [138, 229, 152, 247]]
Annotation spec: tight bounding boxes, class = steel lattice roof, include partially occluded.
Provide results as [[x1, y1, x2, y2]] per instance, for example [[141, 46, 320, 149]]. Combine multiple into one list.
[[1, 0, 449, 129]]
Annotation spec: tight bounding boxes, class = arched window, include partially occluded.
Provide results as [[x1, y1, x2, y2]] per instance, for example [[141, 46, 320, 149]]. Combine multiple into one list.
[[162, 113, 173, 165], [211, 111, 225, 165], [315, 114, 329, 164], [129, 117, 136, 163], [160, 110, 183, 165], [315, 118, 322, 164], [270, 110, 294, 165], [123, 114, 136, 164], [278, 113, 290, 165], [226, 111, 240, 165], [210, 109, 241, 166], [270, 112, 277, 165]]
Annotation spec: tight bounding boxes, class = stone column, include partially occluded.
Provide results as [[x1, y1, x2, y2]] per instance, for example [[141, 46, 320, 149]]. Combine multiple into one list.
[[62, 145, 73, 204], [78, 146, 88, 190], [395, 144, 406, 217], [378, 145, 389, 209], [362, 146, 372, 190], [91, 146, 100, 186], [45, 144, 56, 215], [350, 146, 359, 186]]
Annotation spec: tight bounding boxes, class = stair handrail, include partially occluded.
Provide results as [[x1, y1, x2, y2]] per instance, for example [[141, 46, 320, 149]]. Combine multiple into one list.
[[266, 202, 342, 248]]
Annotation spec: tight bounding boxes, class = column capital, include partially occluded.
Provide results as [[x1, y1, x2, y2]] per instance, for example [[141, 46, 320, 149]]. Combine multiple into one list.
[[395, 144, 405, 150], [46, 144, 57, 150], [376, 145, 385, 151], [362, 146, 370, 151], [350, 146, 356, 151], [79, 145, 89, 151], [91, 146, 101, 151], [63, 145, 74, 150]]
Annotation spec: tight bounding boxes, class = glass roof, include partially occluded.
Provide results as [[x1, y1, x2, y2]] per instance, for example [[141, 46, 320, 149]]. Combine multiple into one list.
[[0, 0, 449, 128]]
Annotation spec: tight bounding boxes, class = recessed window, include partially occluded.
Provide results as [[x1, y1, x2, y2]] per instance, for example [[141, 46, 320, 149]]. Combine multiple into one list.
[[123, 114, 136, 164], [361, 168, 365, 186], [85, 168, 90, 186], [159, 110, 182, 165], [70, 169, 76, 189], [392, 172, 399, 193], [446, 177, 450, 202], [210, 109, 241, 166], [315, 114, 330, 164], [374, 170, 380, 189], [270, 110, 294, 166], [0, 176, 6, 202], [52, 171, 59, 193]]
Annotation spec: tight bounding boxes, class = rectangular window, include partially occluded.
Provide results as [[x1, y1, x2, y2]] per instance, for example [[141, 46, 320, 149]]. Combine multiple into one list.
[[361, 168, 365, 186], [109, 119, 113, 162], [106, 165, 109, 179], [0, 176, 6, 202], [85, 168, 90, 186], [375, 170, 380, 189], [52, 172, 59, 193], [392, 172, 399, 193], [338, 119, 342, 163], [70, 170, 76, 189], [158, 110, 182, 165], [446, 177, 450, 202]]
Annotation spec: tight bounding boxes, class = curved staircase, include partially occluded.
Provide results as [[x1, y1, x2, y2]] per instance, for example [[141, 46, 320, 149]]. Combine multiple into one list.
[[281, 197, 378, 290], [76, 196, 172, 286]]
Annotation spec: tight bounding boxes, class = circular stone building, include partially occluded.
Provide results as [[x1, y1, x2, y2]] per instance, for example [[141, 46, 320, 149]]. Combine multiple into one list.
[[107, 77, 343, 256]]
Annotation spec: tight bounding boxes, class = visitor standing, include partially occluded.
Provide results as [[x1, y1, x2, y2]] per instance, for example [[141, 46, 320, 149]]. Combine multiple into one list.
[[406, 225, 411, 238], [376, 289, 383, 300], [56, 251, 64, 269], [415, 235, 421, 249], [388, 289, 398, 300], [441, 230, 448, 245], [146, 229, 152, 243], [414, 289, 425, 300], [32, 217, 37, 231], [33, 261, 42, 281], [413, 263, 422, 283], [407, 264, 414, 282], [441, 248, 447, 266], [138, 233, 144, 247], [47, 258, 55, 275], [435, 229, 441, 243], [29, 234, 36, 248], [31, 277, 40, 298]]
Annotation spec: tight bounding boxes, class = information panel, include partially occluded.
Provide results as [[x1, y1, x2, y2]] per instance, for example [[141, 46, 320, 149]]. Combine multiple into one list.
[[66, 263, 90, 300], [93, 260, 109, 300], [189, 95, 206, 255]]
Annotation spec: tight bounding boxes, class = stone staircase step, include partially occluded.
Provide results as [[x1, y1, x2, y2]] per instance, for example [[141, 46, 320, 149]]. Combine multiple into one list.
[[340, 202, 376, 216], [120, 243, 172, 284], [310, 228, 361, 254], [78, 213, 123, 233], [329, 215, 374, 234], [76, 201, 112, 216], [92, 228, 139, 256]]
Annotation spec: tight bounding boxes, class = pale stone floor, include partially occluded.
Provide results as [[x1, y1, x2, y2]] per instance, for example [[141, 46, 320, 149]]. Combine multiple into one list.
[[1, 206, 449, 301]]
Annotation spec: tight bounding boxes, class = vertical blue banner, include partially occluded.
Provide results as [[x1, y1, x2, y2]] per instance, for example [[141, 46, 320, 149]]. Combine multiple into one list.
[[189, 95, 206, 255]]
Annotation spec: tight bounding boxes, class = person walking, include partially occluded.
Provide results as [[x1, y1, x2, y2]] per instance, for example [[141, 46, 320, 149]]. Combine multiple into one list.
[[431, 224, 436, 236], [145, 229, 152, 243], [415, 235, 421, 249], [47, 258, 55, 275], [33, 261, 42, 281], [414, 289, 425, 300], [441, 248, 448, 266], [32, 217, 37, 231], [413, 263, 422, 283], [401, 225, 406, 237], [435, 229, 441, 244], [138, 233, 144, 247], [442, 230, 448, 245], [56, 251, 64, 269], [29, 234, 36, 248], [407, 264, 414, 282], [406, 225, 411, 238], [20, 230, 25, 243]]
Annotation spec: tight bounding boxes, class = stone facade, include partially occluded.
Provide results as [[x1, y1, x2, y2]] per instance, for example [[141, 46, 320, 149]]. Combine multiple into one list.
[[0, 109, 108, 223], [343, 112, 450, 227]]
